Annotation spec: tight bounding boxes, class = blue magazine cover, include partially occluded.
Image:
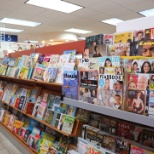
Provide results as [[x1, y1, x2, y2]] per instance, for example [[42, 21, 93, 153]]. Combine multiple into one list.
[[63, 50, 77, 63], [62, 70, 78, 100]]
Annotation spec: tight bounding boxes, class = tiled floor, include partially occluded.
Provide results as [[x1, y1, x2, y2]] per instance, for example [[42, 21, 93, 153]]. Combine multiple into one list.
[[0, 132, 22, 154]]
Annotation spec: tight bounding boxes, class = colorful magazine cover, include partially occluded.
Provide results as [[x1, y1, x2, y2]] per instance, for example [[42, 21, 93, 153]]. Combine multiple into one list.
[[130, 144, 154, 154], [49, 54, 59, 66], [79, 70, 98, 104], [62, 70, 78, 100], [103, 34, 113, 45], [145, 28, 154, 40], [59, 54, 71, 64], [113, 31, 133, 44], [148, 90, 154, 116], [32, 63, 46, 81], [98, 56, 121, 68], [138, 40, 154, 57], [61, 115, 75, 134], [63, 49, 77, 63], [78, 58, 90, 71], [127, 73, 149, 90], [125, 89, 146, 115]]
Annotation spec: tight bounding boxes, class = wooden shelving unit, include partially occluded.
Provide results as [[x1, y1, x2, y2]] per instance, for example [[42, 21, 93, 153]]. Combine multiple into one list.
[[0, 122, 37, 154], [0, 75, 62, 94], [0, 100, 82, 137]]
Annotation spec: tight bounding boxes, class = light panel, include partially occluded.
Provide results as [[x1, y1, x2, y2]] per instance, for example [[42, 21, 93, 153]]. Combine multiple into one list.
[[101, 18, 124, 26], [65, 28, 91, 34], [0, 27, 23, 33], [139, 8, 154, 17], [26, 0, 83, 13], [0, 18, 41, 27]]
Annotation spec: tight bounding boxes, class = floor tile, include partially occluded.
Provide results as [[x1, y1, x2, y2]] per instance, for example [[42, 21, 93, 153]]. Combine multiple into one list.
[[0, 149, 9, 154]]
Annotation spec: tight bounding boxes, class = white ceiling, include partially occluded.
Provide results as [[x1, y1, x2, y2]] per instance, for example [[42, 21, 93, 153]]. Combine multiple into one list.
[[0, 0, 154, 43]]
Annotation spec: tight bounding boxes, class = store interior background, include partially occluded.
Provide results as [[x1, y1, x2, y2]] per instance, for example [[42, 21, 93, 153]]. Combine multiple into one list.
[[1, 0, 154, 55]]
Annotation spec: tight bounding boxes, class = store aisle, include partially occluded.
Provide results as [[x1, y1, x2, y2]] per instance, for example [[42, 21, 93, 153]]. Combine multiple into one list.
[[0, 132, 22, 154]]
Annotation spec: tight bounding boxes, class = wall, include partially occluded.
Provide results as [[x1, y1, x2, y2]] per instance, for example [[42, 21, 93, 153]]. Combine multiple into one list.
[[116, 15, 154, 32], [9, 40, 85, 58]]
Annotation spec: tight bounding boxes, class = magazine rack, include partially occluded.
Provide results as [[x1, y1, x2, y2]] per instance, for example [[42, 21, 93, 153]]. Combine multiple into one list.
[[0, 75, 84, 153], [63, 97, 154, 128]]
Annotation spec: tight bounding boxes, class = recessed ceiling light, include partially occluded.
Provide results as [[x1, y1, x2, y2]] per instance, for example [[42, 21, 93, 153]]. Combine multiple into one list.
[[101, 18, 124, 26], [26, 0, 83, 13], [50, 39, 54, 42], [139, 8, 154, 17], [0, 18, 41, 27], [0, 27, 23, 33], [65, 28, 92, 34]]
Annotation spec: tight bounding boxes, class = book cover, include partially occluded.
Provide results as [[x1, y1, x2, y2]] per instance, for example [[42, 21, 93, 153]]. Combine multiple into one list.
[[2, 57, 10, 65], [32, 63, 46, 81], [79, 70, 98, 104], [49, 54, 59, 66], [86, 143, 103, 154], [63, 49, 77, 63], [3, 114, 10, 126], [117, 121, 133, 139], [12, 120, 24, 134], [7, 114, 17, 130], [18, 66, 29, 79], [29, 89, 39, 103], [61, 115, 75, 134], [116, 138, 130, 154], [51, 96, 61, 111], [62, 70, 78, 100], [8, 58, 17, 67], [113, 31, 133, 44], [57, 113, 66, 130], [125, 89, 146, 115], [75, 108, 90, 122], [18, 127, 27, 139], [43, 109, 54, 124], [18, 96, 27, 110], [59, 54, 71, 64], [77, 138, 89, 154], [32, 103, 40, 117], [23, 129, 32, 142], [25, 102, 35, 115], [47, 94, 55, 109], [36, 102, 47, 120], [103, 135, 116, 152], [66, 105, 77, 117], [142, 129, 154, 148], [51, 106, 65, 127], [130, 144, 154, 154]]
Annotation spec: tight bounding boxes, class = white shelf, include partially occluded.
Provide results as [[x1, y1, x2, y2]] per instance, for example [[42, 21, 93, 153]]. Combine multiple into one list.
[[63, 98, 154, 128]]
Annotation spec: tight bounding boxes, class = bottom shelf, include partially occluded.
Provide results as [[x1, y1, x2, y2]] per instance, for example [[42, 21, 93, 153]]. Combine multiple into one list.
[[0, 122, 36, 154]]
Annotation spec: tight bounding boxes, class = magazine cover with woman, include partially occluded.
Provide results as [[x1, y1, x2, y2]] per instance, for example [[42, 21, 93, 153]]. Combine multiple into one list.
[[79, 70, 98, 104]]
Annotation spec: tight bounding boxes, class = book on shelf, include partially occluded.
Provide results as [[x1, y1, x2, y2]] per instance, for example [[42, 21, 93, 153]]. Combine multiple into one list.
[[7, 114, 17, 130], [32, 63, 46, 81], [59, 54, 71, 64], [17, 66, 29, 79], [61, 115, 75, 134], [36, 101, 47, 120], [66, 105, 77, 117], [43, 108, 54, 124], [63, 49, 77, 63]]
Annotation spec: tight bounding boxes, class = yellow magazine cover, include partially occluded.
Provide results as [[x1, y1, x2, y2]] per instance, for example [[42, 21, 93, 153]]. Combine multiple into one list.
[[18, 66, 29, 79], [3, 114, 10, 126], [114, 31, 133, 44], [13, 120, 24, 128]]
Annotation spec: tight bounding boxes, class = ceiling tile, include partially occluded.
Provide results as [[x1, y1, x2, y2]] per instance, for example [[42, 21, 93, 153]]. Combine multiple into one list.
[[119, 13, 143, 20], [126, 1, 154, 12]]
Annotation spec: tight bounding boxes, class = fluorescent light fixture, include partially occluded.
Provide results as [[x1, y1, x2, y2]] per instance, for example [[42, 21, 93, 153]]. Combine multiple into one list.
[[0, 27, 23, 33], [101, 18, 124, 26], [78, 36, 86, 40], [24, 40, 38, 43], [0, 18, 41, 27], [139, 8, 154, 17], [26, 0, 83, 13], [65, 28, 92, 34]]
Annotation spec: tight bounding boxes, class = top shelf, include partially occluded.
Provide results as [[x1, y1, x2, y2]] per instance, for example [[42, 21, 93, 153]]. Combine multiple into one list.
[[63, 98, 154, 128], [0, 75, 62, 93]]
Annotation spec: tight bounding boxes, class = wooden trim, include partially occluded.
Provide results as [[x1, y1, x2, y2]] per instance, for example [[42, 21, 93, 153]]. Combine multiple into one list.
[[0, 122, 36, 154]]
